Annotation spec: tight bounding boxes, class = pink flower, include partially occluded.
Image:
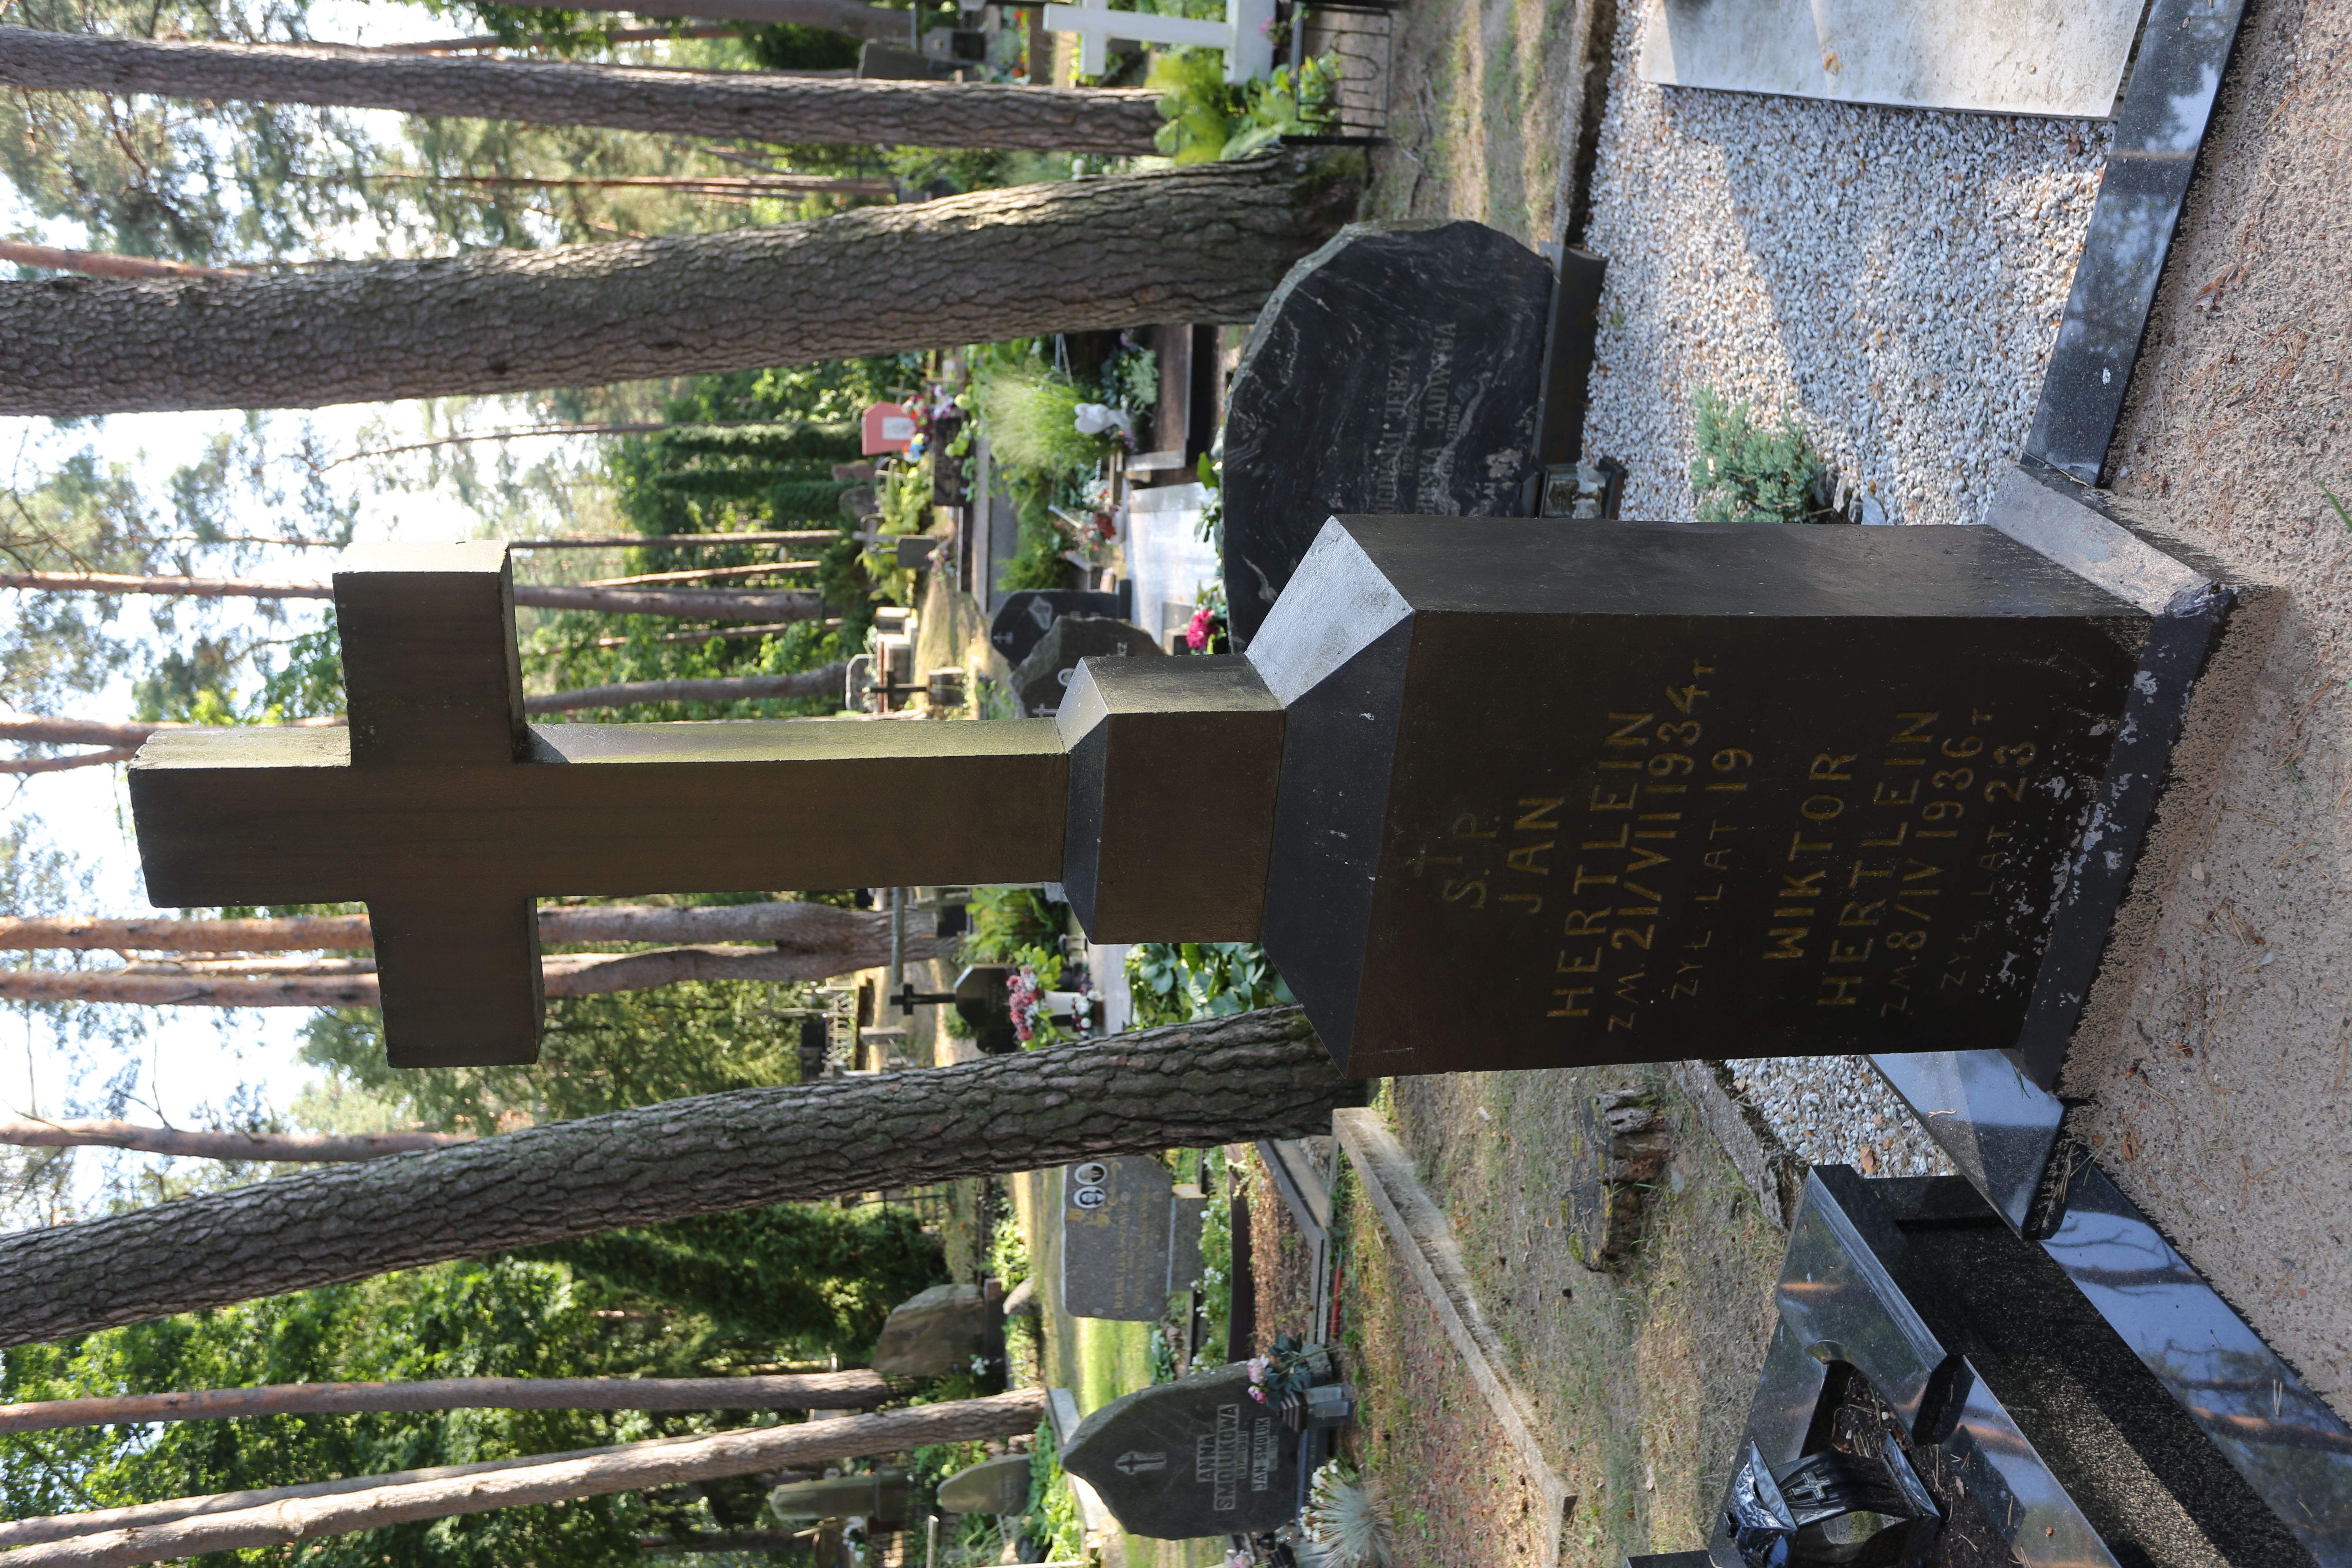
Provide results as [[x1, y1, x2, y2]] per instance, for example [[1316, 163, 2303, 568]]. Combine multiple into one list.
[[1186, 605, 1216, 653]]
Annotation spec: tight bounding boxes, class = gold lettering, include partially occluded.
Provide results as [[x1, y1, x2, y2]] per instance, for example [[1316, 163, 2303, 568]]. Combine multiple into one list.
[[1623, 881, 1666, 904], [1818, 974, 1865, 1007], [1801, 795, 1846, 821], [1607, 1011, 1637, 1032], [1557, 948, 1602, 974], [1828, 937, 1874, 964], [1891, 712, 1938, 745], [1614, 973, 1644, 1005], [1788, 832, 1833, 860], [1840, 900, 1886, 927], [1695, 884, 1726, 902], [1564, 908, 1611, 938], [1781, 871, 1827, 898], [1548, 988, 1594, 1017], [1500, 893, 1544, 914], [1571, 866, 1619, 893], [1598, 760, 1642, 771], [1514, 798, 1564, 831], [1442, 876, 1486, 907], [1902, 860, 1944, 882], [1872, 780, 1921, 807], [1809, 752, 1858, 782], [1703, 849, 1733, 870], [1763, 927, 1809, 960], [1605, 713, 1657, 748], [1583, 824, 1630, 850], [1506, 842, 1555, 876], [1861, 822, 1910, 848], [1610, 925, 1656, 950], [1626, 845, 1671, 875], [1450, 813, 1497, 839], [1591, 784, 1638, 812]]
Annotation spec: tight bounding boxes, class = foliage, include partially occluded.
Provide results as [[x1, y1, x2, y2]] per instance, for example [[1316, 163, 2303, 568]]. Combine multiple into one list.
[[296, 979, 808, 1135], [0, 1257, 794, 1565], [1125, 943, 1294, 1028], [1025, 1424, 1087, 1562], [1148, 50, 1343, 164], [973, 361, 1114, 481], [960, 886, 1067, 965], [1688, 387, 1830, 524], [1304, 1459, 1396, 1568], [524, 1203, 947, 1359], [984, 1210, 1031, 1289]]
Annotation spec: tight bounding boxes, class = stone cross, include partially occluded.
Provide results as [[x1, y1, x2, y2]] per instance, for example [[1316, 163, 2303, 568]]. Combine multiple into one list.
[[1038, 0, 1274, 83], [127, 543, 1071, 1067]]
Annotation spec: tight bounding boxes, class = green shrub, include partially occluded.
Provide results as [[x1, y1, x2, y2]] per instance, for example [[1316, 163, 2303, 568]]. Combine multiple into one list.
[[1688, 387, 1831, 524], [976, 361, 1114, 481], [1149, 49, 1343, 163]]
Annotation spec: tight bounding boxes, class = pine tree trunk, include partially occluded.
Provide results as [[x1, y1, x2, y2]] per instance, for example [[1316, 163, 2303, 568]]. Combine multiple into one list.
[[0, 26, 1158, 152], [0, 154, 1359, 416], [0, 1370, 888, 1434], [0, 568, 824, 619], [0, 1390, 1042, 1567], [0, 900, 912, 952], [0, 1120, 470, 1161], [0, 1011, 1352, 1346]]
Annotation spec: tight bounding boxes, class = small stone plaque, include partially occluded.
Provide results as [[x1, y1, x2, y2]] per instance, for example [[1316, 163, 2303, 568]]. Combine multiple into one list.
[[936, 1452, 1036, 1515], [1061, 1363, 1300, 1538], [1564, 1090, 1670, 1268], [1221, 220, 1552, 648]]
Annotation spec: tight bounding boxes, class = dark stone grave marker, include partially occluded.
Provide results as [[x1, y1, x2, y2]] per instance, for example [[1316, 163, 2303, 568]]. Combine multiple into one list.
[[1009, 616, 1161, 719], [987, 587, 1131, 667], [1061, 1363, 1300, 1538], [768, 1469, 911, 1525], [1220, 220, 1553, 647]]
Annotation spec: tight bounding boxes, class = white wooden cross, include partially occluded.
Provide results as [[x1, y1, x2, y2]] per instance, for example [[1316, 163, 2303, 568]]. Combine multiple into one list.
[[1038, 0, 1274, 83]]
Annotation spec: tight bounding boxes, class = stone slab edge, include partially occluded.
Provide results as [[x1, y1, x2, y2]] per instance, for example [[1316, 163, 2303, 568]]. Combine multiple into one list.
[[1044, 1387, 1125, 1567], [1666, 1061, 1806, 1232], [1332, 1107, 1574, 1568]]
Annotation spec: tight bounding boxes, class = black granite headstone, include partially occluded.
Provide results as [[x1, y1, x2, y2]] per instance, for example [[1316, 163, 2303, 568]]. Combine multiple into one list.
[[988, 588, 1131, 666], [952, 965, 1017, 1055], [1010, 616, 1162, 719], [1220, 220, 1553, 648], [1061, 1364, 1301, 1539], [1243, 517, 2149, 1077]]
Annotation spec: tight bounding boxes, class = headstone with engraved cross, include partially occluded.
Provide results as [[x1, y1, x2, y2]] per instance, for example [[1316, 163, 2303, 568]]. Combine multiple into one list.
[[1060, 1363, 1301, 1538], [128, 514, 2200, 1087]]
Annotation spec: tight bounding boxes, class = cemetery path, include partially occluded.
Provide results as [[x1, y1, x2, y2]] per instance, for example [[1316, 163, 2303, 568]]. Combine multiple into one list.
[[1336, 1068, 1783, 1567], [2057, 0, 2352, 1424]]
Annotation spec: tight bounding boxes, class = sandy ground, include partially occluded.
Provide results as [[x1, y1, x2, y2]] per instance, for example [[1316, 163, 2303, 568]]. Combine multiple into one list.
[[2052, 0, 2352, 1417]]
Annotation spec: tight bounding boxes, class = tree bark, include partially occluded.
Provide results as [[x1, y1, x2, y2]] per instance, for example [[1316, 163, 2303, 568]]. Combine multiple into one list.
[[577, 561, 820, 587], [0, 900, 914, 952], [0, 1390, 1042, 1566], [0, 1120, 469, 1161], [524, 665, 845, 713], [0, 154, 1359, 416], [0, 1370, 887, 1434], [0, 26, 1161, 153], [0, 933, 956, 1006], [2, 666, 848, 771], [0, 240, 245, 281], [0, 1011, 1352, 1345], [0, 568, 824, 621]]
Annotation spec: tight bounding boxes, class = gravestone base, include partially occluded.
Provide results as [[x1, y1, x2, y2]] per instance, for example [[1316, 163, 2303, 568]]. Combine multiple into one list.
[[1236, 515, 2154, 1078]]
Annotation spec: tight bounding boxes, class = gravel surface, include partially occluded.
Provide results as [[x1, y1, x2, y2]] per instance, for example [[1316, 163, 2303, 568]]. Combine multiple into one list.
[[1723, 1056, 1954, 1178], [1580, 7, 2111, 524]]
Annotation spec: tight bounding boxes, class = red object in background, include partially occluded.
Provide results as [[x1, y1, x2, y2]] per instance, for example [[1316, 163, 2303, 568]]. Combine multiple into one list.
[[861, 401, 918, 454]]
